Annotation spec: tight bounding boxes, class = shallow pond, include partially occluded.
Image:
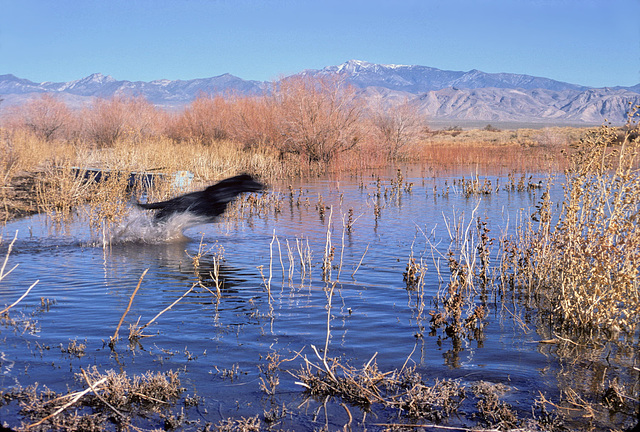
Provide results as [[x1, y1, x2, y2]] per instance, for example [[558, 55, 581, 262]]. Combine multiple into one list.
[[0, 166, 636, 430]]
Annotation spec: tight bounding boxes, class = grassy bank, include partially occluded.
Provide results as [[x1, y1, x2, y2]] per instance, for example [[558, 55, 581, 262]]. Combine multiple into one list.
[[0, 123, 578, 224]]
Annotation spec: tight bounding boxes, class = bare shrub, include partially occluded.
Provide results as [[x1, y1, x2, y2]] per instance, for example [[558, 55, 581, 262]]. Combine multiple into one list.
[[3, 94, 76, 141], [271, 75, 364, 163], [369, 98, 427, 159], [226, 94, 279, 148], [83, 95, 161, 146], [502, 108, 640, 333], [483, 124, 501, 132], [167, 94, 230, 144]]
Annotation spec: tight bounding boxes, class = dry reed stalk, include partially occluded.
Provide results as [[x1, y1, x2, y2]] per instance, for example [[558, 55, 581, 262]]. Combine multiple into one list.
[[274, 232, 285, 281], [209, 245, 225, 297], [186, 235, 215, 274], [0, 230, 19, 281], [285, 239, 295, 281], [295, 238, 312, 282], [339, 209, 364, 280], [267, 230, 275, 297], [138, 283, 196, 332], [351, 244, 369, 279], [323, 282, 337, 363], [441, 201, 482, 294], [111, 268, 148, 343], [0, 280, 38, 316], [0, 231, 39, 315], [322, 206, 334, 282]]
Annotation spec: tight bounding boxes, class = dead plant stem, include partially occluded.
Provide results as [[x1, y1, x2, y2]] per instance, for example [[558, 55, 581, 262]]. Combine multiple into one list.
[[351, 243, 369, 278], [112, 268, 148, 342], [80, 368, 125, 418], [26, 377, 109, 429], [139, 283, 196, 331], [323, 282, 336, 360], [0, 230, 19, 280], [0, 280, 39, 315]]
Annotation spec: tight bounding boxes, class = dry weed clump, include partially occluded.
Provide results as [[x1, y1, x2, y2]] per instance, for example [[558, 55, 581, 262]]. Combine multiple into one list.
[[13, 366, 183, 431], [427, 209, 491, 350], [212, 415, 261, 432], [471, 381, 519, 430], [502, 108, 640, 334], [34, 162, 134, 234], [293, 348, 575, 430], [61, 338, 87, 358], [0, 129, 79, 221], [296, 349, 466, 422]]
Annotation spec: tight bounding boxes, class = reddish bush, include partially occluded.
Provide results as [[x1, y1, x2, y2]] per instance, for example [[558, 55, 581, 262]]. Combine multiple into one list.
[[3, 94, 76, 141], [270, 75, 365, 163], [83, 96, 162, 146], [166, 95, 231, 144], [369, 98, 427, 159], [225, 95, 279, 148]]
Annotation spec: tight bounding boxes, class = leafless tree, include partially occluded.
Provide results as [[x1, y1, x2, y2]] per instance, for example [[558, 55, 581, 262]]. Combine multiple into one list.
[[9, 94, 74, 141], [84, 95, 161, 146], [370, 98, 427, 159], [272, 75, 365, 163]]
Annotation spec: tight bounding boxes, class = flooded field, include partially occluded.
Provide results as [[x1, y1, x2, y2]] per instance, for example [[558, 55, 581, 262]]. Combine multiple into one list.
[[0, 165, 638, 431]]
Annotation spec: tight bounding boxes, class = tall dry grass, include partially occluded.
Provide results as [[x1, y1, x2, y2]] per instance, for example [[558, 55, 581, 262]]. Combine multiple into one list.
[[1, 79, 583, 178], [0, 79, 589, 226], [501, 108, 640, 333], [413, 127, 576, 174]]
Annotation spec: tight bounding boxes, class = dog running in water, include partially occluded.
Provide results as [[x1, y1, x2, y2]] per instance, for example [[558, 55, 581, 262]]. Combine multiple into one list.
[[137, 174, 265, 223]]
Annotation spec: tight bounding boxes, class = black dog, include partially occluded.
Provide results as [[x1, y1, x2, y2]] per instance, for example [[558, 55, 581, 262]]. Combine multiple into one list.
[[137, 174, 264, 222]]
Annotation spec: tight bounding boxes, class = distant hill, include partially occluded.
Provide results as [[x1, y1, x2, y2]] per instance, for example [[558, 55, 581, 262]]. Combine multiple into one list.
[[0, 72, 265, 110], [308, 59, 589, 93], [1, 60, 639, 125]]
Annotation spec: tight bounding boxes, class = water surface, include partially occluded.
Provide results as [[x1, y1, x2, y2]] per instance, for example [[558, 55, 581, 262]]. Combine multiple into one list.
[[0, 167, 629, 430]]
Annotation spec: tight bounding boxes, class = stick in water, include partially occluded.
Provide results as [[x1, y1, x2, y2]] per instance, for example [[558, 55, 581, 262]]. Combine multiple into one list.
[[112, 268, 149, 342]]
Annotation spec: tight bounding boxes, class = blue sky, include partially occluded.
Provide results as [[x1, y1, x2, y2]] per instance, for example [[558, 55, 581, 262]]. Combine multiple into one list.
[[2, 0, 639, 87]]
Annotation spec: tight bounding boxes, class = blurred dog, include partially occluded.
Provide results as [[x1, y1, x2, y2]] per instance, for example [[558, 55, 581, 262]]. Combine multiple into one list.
[[137, 174, 264, 223]]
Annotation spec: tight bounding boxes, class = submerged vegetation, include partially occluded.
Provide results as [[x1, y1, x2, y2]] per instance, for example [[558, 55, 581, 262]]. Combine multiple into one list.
[[0, 79, 639, 430]]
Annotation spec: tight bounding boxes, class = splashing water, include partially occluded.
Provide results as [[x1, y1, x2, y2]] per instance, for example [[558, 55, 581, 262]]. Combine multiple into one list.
[[92, 207, 211, 246]]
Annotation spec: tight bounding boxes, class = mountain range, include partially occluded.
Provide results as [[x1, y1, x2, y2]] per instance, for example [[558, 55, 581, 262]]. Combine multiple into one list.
[[1, 59, 639, 126]]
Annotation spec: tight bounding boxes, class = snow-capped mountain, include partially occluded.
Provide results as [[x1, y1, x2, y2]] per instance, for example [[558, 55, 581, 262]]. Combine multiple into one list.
[[308, 59, 589, 93], [0, 72, 265, 107], [1, 60, 639, 124]]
